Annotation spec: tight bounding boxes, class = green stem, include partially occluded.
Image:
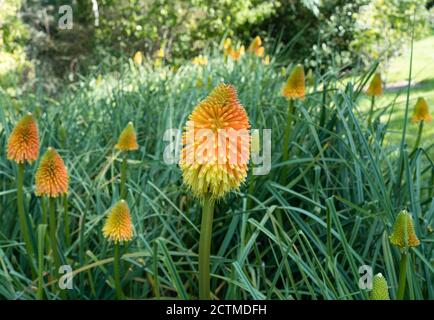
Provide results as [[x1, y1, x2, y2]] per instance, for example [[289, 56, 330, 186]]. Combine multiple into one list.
[[63, 195, 71, 247], [280, 99, 295, 185], [246, 166, 256, 210], [152, 241, 160, 299], [49, 197, 61, 271], [120, 155, 128, 199], [17, 163, 36, 273], [37, 224, 47, 300], [367, 95, 375, 128], [282, 99, 294, 163], [114, 242, 124, 299], [397, 252, 408, 300], [199, 195, 215, 300], [412, 120, 424, 153]]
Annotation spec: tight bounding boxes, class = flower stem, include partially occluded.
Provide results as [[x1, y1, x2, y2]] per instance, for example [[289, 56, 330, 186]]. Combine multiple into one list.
[[63, 194, 71, 247], [413, 120, 424, 153], [199, 195, 215, 300], [397, 252, 408, 300], [280, 99, 294, 185], [37, 224, 47, 300], [120, 155, 128, 199], [17, 163, 36, 273], [114, 242, 124, 299], [368, 95, 375, 127], [49, 197, 61, 271]]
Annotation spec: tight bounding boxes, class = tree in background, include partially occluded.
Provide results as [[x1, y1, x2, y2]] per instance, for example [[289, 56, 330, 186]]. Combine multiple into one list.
[[0, 0, 432, 93]]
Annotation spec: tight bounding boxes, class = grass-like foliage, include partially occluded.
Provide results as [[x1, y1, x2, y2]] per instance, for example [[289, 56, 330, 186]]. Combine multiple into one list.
[[0, 51, 432, 300]]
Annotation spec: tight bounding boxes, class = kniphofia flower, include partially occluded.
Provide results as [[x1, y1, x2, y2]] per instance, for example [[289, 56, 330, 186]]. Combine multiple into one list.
[[179, 84, 250, 199], [7, 113, 39, 164], [35, 147, 69, 197], [248, 36, 265, 57], [229, 45, 245, 61], [366, 73, 383, 96], [263, 55, 270, 65], [389, 210, 420, 248], [154, 47, 165, 59], [133, 51, 143, 65], [102, 200, 133, 243], [370, 273, 390, 300], [192, 56, 208, 66], [115, 122, 139, 151], [223, 38, 232, 57], [411, 97, 432, 123], [282, 64, 306, 100]]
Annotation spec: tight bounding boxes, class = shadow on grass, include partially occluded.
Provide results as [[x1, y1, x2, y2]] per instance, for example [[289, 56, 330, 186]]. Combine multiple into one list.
[[385, 77, 434, 93]]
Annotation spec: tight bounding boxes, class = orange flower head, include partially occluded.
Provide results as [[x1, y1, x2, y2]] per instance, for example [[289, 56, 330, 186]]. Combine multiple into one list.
[[133, 51, 143, 65], [179, 84, 250, 199], [256, 46, 265, 58], [366, 72, 383, 96], [7, 113, 39, 164], [411, 97, 432, 123], [229, 45, 245, 61], [248, 36, 264, 57], [102, 200, 133, 243], [248, 36, 265, 57], [389, 210, 420, 248], [115, 122, 139, 151], [282, 64, 305, 100], [35, 147, 69, 197], [248, 36, 262, 52]]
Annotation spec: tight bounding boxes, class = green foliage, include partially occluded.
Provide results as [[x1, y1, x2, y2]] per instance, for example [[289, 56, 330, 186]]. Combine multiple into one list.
[[0, 0, 33, 94], [351, 0, 431, 68], [0, 53, 432, 299], [95, 0, 278, 61], [2, 0, 431, 92]]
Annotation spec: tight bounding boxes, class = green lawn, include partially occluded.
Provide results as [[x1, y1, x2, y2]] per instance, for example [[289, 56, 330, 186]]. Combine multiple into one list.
[[360, 35, 434, 154]]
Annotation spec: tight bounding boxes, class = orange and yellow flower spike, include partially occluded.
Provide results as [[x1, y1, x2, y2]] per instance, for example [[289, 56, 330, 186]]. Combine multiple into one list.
[[35, 147, 69, 198], [263, 55, 270, 65], [7, 112, 40, 269], [229, 45, 245, 61], [102, 199, 133, 299], [179, 83, 250, 200], [102, 200, 133, 243], [133, 51, 143, 65], [282, 64, 306, 100], [389, 210, 420, 249], [366, 72, 383, 96], [115, 122, 139, 151], [7, 112, 39, 164], [223, 38, 232, 57], [411, 97, 432, 123], [180, 84, 250, 299], [192, 55, 208, 66], [390, 210, 420, 300], [248, 36, 265, 57]]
